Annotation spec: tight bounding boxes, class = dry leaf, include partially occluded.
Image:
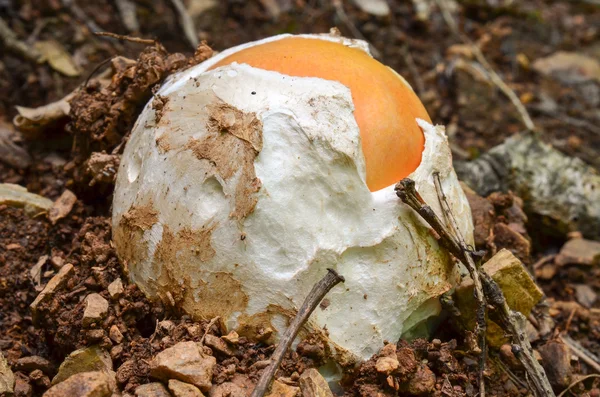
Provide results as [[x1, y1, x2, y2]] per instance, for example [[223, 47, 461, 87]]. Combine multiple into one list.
[[13, 92, 74, 138], [48, 190, 78, 225], [0, 120, 31, 169], [352, 0, 390, 16], [30, 255, 48, 290], [0, 183, 53, 217], [533, 51, 600, 85], [34, 40, 81, 77]]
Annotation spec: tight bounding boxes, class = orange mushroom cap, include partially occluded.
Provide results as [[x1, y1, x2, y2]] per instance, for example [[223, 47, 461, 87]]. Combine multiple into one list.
[[209, 37, 431, 191]]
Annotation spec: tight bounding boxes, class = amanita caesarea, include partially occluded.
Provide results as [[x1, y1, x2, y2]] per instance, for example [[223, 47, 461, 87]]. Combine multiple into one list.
[[112, 33, 473, 365]]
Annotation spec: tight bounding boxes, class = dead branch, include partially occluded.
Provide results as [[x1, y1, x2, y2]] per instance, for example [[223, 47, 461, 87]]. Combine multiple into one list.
[[558, 374, 600, 397], [94, 32, 156, 45], [433, 172, 487, 397], [331, 0, 382, 59], [560, 335, 600, 373], [395, 177, 555, 397], [250, 269, 345, 397], [168, 0, 199, 49], [61, 0, 106, 36], [435, 0, 535, 131], [400, 44, 425, 96], [0, 18, 42, 62], [114, 0, 140, 32]]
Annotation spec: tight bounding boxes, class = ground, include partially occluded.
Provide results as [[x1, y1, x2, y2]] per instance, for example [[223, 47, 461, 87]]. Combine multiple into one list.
[[1, 0, 599, 396]]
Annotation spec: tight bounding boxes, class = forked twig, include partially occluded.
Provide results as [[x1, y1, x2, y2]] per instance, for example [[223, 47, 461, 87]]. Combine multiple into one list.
[[396, 177, 487, 396], [250, 269, 345, 397], [436, 0, 535, 131], [395, 177, 555, 397], [433, 172, 487, 397]]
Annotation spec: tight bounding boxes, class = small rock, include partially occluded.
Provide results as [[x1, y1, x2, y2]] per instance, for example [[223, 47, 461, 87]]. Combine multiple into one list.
[[499, 344, 521, 369], [83, 293, 109, 327], [221, 331, 239, 345], [43, 371, 113, 397], [169, 379, 204, 397], [209, 382, 246, 397], [556, 238, 600, 266], [50, 256, 65, 269], [150, 341, 216, 392], [108, 278, 124, 300], [404, 364, 436, 396], [267, 380, 299, 397], [538, 340, 572, 389], [135, 382, 172, 397], [48, 189, 77, 224], [493, 223, 531, 263], [395, 347, 418, 378], [14, 374, 32, 397], [379, 343, 397, 357], [87, 329, 105, 342], [0, 350, 15, 395], [29, 369, 51, 388], [375, 357, 399, 375], [298, 368, 333, 397], [574, 284, 598, 308], [15, 355, 54, 375], [30, 263, 74, 324], [110, 344, 124, 360], [109, 325, 124, 344], [158, 320, 175, 334], [454, 249, 544, 347], [52, 345, 113, 385], [204, 334, 233, 356]]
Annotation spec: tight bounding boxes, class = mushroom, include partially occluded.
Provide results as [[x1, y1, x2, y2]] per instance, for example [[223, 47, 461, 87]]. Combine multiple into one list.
[[112, 33, 473, 365]]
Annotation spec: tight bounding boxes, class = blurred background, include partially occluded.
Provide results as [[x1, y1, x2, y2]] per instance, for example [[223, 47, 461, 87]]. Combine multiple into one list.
[[1, 0, 599, 167]]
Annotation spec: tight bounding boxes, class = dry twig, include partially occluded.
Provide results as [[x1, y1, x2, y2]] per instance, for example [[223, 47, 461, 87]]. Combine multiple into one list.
[[250, 269, 344, 397], [561, 335, 600, 373], [331, 0, 382, 59], [395, 177, 555, 397], [433, 172, 487, 397], [435, 0, 535, 131], [114, 0, 140, 32], [558, 374, 600, 397], [94, 32, 156, 45], [169, 0, 199, 49], [0, 18, 42, 62], [61, 0, 105, 36], [396, 177, 487, 396]]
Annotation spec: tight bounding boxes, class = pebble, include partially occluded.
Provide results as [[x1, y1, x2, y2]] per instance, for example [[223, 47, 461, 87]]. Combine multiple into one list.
[[83, 293, 109, 327], [43, 371, 113, 397], [169, 379, 205, 397], [15, 355, 54, 375], [30, 263, 74, 324], [375, 357, 399, 375], [405, 364, 436, 396], [299, 368, 333, 397], [574, 284, 597, 308], [150, 341, 216, 392], [209, 382, 246, 397], [135, 382, 172, 397], [538, 340, 572, 389], [0, 350, 15, 395], [266, 380, 299, 397], [109, 325, 124, 344], [204, 334, 233, 356], [52, 345, 113, 385], [108, 278, 125, 299]]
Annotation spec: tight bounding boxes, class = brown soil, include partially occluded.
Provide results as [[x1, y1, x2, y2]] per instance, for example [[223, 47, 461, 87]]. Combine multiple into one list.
[[1, 1, 599, 396]]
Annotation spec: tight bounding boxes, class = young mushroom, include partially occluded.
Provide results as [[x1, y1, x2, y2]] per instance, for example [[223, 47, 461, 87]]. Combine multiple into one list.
[[112, 33, 473, 366]]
